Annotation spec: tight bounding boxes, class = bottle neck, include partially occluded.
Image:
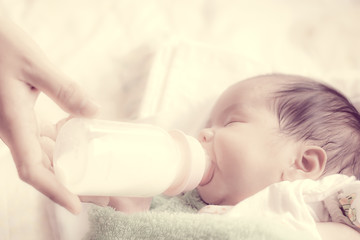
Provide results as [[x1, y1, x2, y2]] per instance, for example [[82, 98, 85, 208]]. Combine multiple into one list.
[[163, 130, 209, 196]]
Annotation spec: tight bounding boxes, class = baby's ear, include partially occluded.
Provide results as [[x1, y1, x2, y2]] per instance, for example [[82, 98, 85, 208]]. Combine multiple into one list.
[[282, 146, 327, 181]]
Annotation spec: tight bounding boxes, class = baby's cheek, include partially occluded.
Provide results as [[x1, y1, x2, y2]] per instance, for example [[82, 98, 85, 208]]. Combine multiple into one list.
[[198, 205, 233, 214]]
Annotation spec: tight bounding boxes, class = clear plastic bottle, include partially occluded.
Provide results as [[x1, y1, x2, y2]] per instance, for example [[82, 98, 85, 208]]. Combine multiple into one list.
[[53, 118, 209, 197]]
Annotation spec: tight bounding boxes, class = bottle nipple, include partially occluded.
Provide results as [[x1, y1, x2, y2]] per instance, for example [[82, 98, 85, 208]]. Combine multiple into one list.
[[164, 130, 210, 196]]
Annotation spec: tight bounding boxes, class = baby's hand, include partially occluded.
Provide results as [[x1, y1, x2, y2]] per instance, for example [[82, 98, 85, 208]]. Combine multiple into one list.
[[80, 196, 152, 213], [107, 196, 153, 213], [198, 205, 233, 215], [79, 196, 110, 207]]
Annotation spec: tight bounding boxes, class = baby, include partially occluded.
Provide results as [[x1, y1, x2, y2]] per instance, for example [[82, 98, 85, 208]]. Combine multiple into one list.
[[195, 73, 360, 239], [197, 73, 360, 206], [81, 73, 360, 239]]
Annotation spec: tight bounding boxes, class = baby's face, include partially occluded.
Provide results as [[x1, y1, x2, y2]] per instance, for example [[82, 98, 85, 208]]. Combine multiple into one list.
[[197, 77, 298, 205]]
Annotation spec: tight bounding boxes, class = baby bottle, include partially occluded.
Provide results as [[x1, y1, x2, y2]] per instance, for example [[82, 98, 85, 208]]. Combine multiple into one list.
[[53, 118, 209, 197]]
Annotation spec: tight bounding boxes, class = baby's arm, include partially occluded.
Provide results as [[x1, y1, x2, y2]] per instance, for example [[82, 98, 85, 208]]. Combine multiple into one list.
[[316, 222, 360, 240]]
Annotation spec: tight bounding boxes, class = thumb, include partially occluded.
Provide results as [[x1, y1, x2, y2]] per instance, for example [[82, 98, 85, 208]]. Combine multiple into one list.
[[30, 64, 100, 117], [49, 80, 100, 117]]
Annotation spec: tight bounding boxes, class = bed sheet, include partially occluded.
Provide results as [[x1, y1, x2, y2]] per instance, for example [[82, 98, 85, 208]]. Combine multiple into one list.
[[0, 0, 360, 239]]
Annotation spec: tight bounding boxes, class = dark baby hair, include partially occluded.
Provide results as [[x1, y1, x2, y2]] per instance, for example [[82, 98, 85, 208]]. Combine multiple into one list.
[[271, 74, 360, 179]]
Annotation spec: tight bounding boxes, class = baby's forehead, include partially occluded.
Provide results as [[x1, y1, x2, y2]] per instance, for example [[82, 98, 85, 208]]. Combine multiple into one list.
[[209, 76, 281, 117], [221, 76, 282, 102], [233, 75, 285, 91]]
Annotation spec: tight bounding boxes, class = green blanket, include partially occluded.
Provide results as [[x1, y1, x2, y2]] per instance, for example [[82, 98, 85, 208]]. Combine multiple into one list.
[[85, 191, 315, 240]]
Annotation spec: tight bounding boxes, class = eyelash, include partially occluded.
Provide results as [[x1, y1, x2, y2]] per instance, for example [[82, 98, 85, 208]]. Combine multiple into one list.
[[225, 121, 238, 127]]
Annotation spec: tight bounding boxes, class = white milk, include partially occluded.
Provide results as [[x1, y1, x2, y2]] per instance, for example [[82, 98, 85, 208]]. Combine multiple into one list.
[[53, 118, 209, 197]]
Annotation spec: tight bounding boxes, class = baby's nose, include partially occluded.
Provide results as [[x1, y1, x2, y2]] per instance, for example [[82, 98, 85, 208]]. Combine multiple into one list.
[[198, 128, 214, 143]]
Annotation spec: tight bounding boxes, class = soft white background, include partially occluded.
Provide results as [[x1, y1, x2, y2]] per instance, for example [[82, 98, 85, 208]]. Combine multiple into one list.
[[1, 0, 360, 121], [0, 0, 360, 239]]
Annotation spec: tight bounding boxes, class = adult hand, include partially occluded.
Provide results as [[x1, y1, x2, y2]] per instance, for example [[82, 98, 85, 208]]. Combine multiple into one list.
[[0, 16, 99, 214]]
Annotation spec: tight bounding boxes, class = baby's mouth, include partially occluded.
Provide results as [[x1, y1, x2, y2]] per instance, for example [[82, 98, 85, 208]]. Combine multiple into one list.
[[199, 161, 215, 186]]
